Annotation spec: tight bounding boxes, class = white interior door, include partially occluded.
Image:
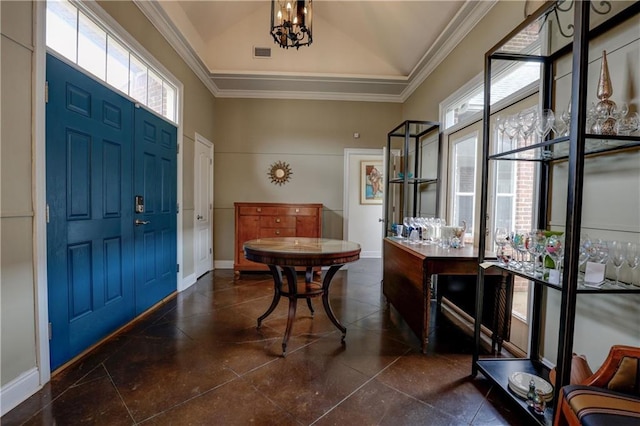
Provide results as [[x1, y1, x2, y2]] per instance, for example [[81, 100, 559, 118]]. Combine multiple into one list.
[[194, 134, 214, 278], [343, 148, 384, 258]]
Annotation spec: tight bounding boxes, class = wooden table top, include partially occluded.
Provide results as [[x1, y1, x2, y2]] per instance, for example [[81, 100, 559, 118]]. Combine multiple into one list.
[[244, 237, 361, 267], [385, 237, 488, 259]]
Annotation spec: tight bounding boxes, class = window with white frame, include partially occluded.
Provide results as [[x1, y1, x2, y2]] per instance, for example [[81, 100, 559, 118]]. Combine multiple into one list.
[[450, 133, 478, 239], [46, 0, 177, 123]]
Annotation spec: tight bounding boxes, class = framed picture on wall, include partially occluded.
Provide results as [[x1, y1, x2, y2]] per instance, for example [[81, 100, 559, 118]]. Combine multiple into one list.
[[361, 160, 383, 204]]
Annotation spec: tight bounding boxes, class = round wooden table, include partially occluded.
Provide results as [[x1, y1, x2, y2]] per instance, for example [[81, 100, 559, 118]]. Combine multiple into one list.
[[243, 237, 361, 356]]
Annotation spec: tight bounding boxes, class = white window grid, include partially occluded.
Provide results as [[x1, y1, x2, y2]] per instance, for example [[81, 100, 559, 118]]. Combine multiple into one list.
[[46, 0, 178, 123]]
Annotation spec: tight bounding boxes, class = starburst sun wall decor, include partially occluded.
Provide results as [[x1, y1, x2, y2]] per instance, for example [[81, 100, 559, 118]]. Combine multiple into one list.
[[268, 161, 293, 185]]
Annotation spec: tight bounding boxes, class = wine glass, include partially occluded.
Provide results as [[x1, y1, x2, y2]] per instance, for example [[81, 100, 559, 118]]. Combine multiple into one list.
[[495, 116, 507, 152], [495, 227, 509, 266], [535, 109, 555, 142], [590, 238, 609, 264], [527, 230, 547, 277], [518, 109, 537, 147], [545, 234, 564, 275], [504, 115, 521, 150], [626, 242, 639, 286], [610, 241, 626, 287]]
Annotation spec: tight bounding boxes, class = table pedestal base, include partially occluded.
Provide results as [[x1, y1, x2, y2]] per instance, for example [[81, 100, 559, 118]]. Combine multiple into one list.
[[257, 264, 346, 356]]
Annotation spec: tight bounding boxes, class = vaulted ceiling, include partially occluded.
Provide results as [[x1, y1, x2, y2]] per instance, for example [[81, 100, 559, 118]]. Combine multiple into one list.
[[134, 1, 497, 102]]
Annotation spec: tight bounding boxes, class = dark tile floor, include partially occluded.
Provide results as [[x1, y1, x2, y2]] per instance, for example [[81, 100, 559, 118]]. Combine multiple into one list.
[[3, 259, 532, 425]]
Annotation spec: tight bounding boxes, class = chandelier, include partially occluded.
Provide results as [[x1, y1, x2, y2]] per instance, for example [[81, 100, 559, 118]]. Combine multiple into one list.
[[270, 0, 312, 49]]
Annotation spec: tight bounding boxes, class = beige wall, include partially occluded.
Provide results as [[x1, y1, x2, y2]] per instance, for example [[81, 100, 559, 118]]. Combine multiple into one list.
[[212, 98, 401, 261], [1, 0, 37, 387]]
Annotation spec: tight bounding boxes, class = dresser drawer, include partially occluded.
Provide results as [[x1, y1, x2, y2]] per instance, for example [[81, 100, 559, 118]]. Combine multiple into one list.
[[259, 227, 296, 238], [238, 206, 279, 216], [235, 202, 322, 273], [259, 216, 295, 228], [278, 207, 318, 216]]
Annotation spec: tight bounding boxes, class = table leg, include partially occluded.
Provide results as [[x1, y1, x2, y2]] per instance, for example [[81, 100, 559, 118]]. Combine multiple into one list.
[[305, 267, 315, 316], [422, 273, 431, 354], [282, 266, 298, 357], [321, 264, 347, 342], [257, 265, 283, 328]]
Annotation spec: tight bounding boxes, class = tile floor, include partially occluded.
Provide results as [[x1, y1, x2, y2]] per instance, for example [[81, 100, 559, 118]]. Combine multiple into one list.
[[2, 259, 534, 425]]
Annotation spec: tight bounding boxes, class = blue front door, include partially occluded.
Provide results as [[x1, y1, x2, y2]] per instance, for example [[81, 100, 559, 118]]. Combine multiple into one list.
[[46, 54, 177, 369], [133, 107, 178, 313]]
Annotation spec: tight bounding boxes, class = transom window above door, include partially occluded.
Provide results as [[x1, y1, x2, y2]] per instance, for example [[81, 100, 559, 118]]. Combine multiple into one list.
[[46, 0, 177, 123]]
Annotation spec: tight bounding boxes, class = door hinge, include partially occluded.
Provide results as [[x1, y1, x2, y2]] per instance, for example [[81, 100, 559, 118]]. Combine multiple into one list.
[[48, 322, 52, 340], [176, 143, 180, 154], [176, 202, 180, 214], [209, 248, 212, 254], [209, 203, 212, 210], [46, 204, 50, 223], [177, 263, 180, 273], [45, 81, 49, 103], [209, 158, 212, 165]]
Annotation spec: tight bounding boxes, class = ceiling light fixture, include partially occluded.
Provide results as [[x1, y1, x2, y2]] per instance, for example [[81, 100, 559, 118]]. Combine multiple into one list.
[[270, 0, 312, 49]]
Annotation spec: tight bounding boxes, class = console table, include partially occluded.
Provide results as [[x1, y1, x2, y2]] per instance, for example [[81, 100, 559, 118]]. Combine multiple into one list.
[[243, 237, 361, 356], [383, 238, 509, 353]]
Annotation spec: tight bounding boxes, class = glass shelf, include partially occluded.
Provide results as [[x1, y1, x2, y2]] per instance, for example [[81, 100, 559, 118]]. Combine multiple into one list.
[[484, 261, 640, 294], [489, 134, 640, 162]]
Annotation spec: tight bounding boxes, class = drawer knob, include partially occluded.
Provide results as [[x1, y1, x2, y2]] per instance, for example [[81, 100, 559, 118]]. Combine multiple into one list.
[[275, 230, 280, 235], [295, 208, 300, 213], [257, 208, 262, 212], [276, 218, 281, 223]]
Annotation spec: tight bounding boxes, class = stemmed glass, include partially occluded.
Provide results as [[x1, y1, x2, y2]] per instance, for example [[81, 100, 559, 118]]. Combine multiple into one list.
[[509, 231, 527, 269], [610, 241, 626, 287], [626, 242, 639, 286], [504, 116, 521, 150], [545, 234, 564, 278], [518, 109, 537, 147], [495, 227, 509, 266], [527, 230, 547, 277], [535, 109, 555, 143], [590, 238, 609, 264], [495, 116, 507, 153]]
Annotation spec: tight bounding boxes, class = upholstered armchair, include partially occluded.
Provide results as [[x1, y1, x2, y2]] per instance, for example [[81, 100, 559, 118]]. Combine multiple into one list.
[[554, 345, 640, 426]]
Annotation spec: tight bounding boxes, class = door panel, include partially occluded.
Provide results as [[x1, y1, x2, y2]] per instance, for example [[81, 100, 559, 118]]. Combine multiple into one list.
[[46, 54, 134, 369], [134, 107, 177, 313], [194, 137, 213, 278]]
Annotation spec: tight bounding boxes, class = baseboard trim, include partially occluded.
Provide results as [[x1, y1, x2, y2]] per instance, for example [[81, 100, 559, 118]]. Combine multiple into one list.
[[215, 260, 233, 270], [0, 367, 41, 416], [179, 272, 196, 292], [440, 297, 524, 358]]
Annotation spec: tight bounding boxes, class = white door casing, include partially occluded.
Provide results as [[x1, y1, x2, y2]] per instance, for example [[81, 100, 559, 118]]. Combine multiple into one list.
[[194, 134, 214, 278], [343, 148, 384, 258]]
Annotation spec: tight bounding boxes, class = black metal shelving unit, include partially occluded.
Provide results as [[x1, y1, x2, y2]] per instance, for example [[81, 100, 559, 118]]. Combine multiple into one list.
[[472, 1, 640, 425], [383, 120, 441, 236]]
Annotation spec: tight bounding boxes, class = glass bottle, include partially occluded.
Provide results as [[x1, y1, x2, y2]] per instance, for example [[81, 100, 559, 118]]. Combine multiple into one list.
[[533, 389, 546, 414], [526, 379, 536, 407]]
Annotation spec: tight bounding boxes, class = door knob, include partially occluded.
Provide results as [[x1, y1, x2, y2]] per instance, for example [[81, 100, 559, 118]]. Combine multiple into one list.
[[135, 219, 150, 226], [196, 215, 203, 220]]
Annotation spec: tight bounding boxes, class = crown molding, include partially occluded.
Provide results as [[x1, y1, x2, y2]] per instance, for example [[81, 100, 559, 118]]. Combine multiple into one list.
[[134, 0, 495, 102], [133, 0, 220, 96], [401, 0, 498, 102]]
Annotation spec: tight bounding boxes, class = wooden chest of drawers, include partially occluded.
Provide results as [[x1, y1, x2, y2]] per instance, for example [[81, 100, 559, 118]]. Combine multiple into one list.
[[234, 202, 323, 273]]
